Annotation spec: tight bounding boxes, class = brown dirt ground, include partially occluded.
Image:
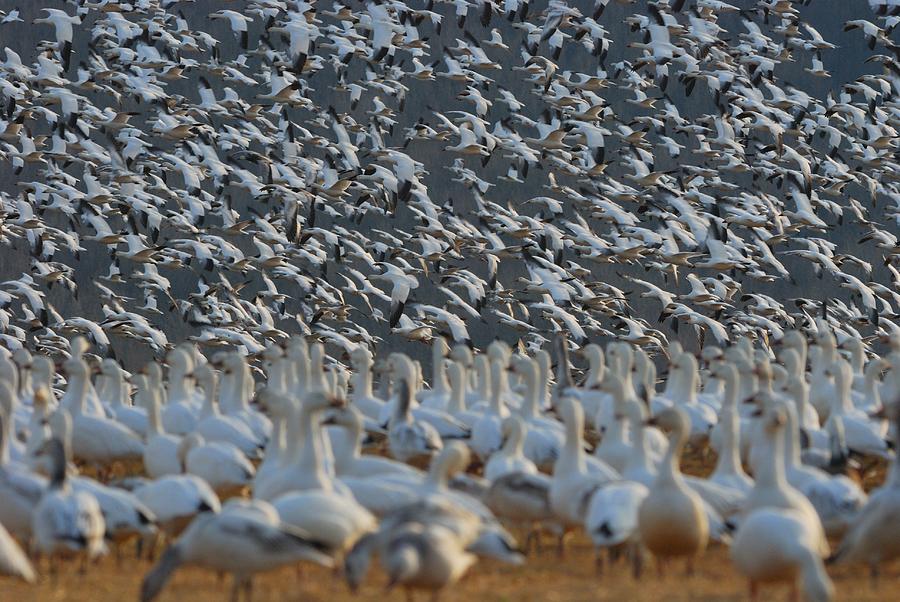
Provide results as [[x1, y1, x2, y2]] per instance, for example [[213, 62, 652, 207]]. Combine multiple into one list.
[[1, 451, 897, 602]]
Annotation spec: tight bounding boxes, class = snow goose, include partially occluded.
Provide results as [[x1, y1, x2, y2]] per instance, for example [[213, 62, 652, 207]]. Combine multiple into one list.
[[387, 359, 443, 464], [193, 363, 264, 459], [63, 355, 144, 471], [59, 337, 104, 417], [825, 358, 890, 458], [0, 520, 34, 582], [254, 388, 344, 501], [656, 353, 717, 445], [134, 474, 220, 537], [511, 355, 564, 470], [638, 406, 708, 572], [852, 357, 887, 414], [444, 360, 482, 428], [419, 338, 452, 410], [573, 343, 610, 428], [158, 351, 199, 436], [708, 363, 753, 494], [470, 357, 510, 460], [348, 346, 385, 420], [484, 415, 537, 481], [549, 397, 618, 542], [273, 487, 376, 554], [31, 431, 106, 566], [592, 371, 634, 474], [781, 398, 867, 537], [327, 404, 422, 479], [139, 373, 182, 479], [140, 509, 333, 602], [100, 359, 147, 437], [381, 522, 477, 599], [830, 403, 900, 577], [732, 508, 834, 602], [40, 409, 156, 547], [182, 432, 255, 498], [0, 386, 46, 540], [584, 479, 648, 576], [742, 401, 829, 560], [215, 352, 271, 440]]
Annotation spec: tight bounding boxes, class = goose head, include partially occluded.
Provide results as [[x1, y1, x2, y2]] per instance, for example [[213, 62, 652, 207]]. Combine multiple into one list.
[[166, 347, 194, 378], [70, 336, 90, 358], [304, 389, 346, 413], [760, 402, 788, 438], [194, 363, 217, 397], [255, 386, 295, 418], [177, 432, 205, 468]]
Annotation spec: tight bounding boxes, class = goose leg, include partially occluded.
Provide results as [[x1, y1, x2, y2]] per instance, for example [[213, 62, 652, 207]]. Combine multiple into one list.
[[630, 545, 643, 580], [685, 557, 695, 576], [788, 580, 799, 602], [869, 562, 880, 588], [230, 575, 241, 602], [594, 548, 604, 576], [748, 579, 758, 602]]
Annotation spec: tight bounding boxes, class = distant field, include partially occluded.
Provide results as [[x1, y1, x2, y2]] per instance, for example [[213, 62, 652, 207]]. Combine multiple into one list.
[[1, 451, 896, 601]]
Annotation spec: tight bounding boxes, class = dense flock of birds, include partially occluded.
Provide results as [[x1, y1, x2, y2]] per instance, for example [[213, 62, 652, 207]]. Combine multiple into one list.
[[1, 329, 900, 602], [2, 0, 900, 600], [2, 0, 900, 359]]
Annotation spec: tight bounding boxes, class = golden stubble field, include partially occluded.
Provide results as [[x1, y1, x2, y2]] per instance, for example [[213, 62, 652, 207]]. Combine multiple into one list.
[[1, 452, 897, 602]]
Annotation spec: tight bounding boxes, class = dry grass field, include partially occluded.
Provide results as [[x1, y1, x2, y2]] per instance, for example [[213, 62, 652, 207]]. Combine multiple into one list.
[[1, 451, 897, 602]]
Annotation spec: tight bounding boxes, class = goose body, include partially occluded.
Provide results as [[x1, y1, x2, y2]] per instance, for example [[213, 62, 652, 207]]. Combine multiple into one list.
[[638, 407, 708, 562]]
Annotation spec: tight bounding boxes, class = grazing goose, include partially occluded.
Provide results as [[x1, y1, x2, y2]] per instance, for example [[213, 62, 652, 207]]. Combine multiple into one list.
[[637, 407, 708, 573], [381, 522, 477, 599], [32, 430, 106, 566], [140, 508, 333, 602]]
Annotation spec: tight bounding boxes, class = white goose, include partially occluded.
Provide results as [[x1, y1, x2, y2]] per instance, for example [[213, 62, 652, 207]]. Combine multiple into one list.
[[732, 508, 835, 602], [825, 358, 890, 458], [159, 349, 200, 436], [215, 352, 271, 441], [444, 361, 481, 428], [0, 384, 47, 540], [134, 474, 220, 537], [419, 338, 452, 410], [182, 432, 255, 498], [140, 508, 333, 602], [348, 346, 385, 420], [193, 364, 264, 459], [484, 415, 537, 481], [387, 357, 443, 464], [31, 424, 106, 565], [637, 406, 708, 573], [549, 398, 617, 534], [708, 363, 753, 494], [327, 404, 421, 480], [470, 357, 510, 460], [140, 372, 182, 479], [511, 355, 564, 470], [100, 359, 147, 437], [592, 371, 634, 474], [63, 355, 144, 470]]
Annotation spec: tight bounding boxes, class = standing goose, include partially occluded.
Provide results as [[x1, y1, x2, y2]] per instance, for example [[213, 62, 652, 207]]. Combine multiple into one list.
[[388, 358, 443, 464], [732, 508, 835, 602], [194, 363, 264, 459], [825, 359, 890, 458], [327, 404, 422, 479], [637, 406, 708, 573], [708, 363, 753, 494], [64, 355, 144, 471], [0, 384, 47, 540], [140, 509, 333, 602], [31, 416, 106, 567], [511, 355, 564, 470], [484, 415, 536, 481], [140, 372, 182, 479], [100, 359, 147, 437], [348, 346, 385, 420]]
